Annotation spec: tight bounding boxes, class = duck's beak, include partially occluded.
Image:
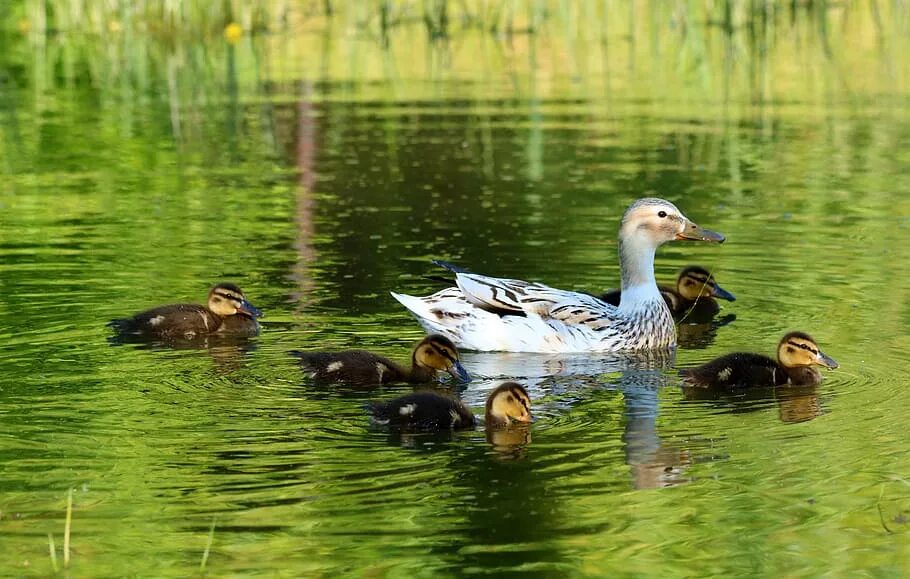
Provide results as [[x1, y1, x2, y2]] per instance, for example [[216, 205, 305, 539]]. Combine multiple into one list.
[[711, 283, 736, 302], [238, 299, 264, 318], [816, 350, 839, 369], [677, 219, 725, 243], [447, 360, 471, 383]]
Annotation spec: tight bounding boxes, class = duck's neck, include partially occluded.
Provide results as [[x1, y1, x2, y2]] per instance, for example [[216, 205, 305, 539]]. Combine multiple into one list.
[[618, 237, 663, 311], [484, 411, 508, 428], [407, 356, 436, 383], [782, 365, 823, 386]]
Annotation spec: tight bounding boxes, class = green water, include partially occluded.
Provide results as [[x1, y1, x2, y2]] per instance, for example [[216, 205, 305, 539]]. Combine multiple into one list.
[[2, 3, 910, 576]]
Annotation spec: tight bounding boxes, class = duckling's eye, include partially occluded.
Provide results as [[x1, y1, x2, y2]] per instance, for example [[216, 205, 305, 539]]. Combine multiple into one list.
[[506, 395, 514, 402], [658, 211, 667, 218]]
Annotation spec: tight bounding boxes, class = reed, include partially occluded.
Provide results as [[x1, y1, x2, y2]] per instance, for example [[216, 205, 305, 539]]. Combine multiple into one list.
[[47, 533, 58, 573], [14, 0, 903, 41], [64, 488, 72, 568], [45, 488, 73, 573], [200, 517, 216, 572]]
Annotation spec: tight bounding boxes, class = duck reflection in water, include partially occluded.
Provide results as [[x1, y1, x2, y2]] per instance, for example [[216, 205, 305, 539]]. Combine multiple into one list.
[[107, 332, 258, 374], [776, 386, 823, 424], [616, 361, 693, 490], [680, 383, 824, 424]]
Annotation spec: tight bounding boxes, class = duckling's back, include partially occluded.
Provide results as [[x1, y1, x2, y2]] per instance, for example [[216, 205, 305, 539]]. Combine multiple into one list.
[[108, 304, 221, 339], [292, 350, 405, 385], [680, 353, 785, 388], [370, 391, 476, 430], [217, 313, 261, 336]]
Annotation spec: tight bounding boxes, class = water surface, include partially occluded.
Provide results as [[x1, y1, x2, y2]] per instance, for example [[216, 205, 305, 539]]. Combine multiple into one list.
[[2, 4, 910, 576]]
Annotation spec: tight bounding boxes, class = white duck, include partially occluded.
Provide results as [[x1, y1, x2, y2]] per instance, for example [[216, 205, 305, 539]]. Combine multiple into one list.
[[391, 198, 725, 353]]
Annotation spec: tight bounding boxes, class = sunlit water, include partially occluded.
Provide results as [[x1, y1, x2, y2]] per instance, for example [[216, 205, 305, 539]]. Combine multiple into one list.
[[2, 7, 910, 576]]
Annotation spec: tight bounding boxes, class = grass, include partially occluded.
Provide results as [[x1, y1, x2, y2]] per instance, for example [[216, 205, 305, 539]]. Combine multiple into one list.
[[46, 488, 73, 573]]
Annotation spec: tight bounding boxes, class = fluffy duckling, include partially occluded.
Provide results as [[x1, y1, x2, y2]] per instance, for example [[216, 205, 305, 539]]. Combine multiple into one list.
[[292, 334, 470, 386], [370, 382, 532, 431], [484, 382, 533, 428], [601, 265, 735, 316], [680, 331, 838, 388], [108, 283, 263, 339]]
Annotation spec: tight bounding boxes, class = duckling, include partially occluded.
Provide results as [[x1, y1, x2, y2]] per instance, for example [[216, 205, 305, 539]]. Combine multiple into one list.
[[291, 334, 471, 386], [484, 382, 533, 428], [108, 283, 263, 339], [601, 265, 735, 317], [680, 331, 838, 388], [370, 382, 532, 431]]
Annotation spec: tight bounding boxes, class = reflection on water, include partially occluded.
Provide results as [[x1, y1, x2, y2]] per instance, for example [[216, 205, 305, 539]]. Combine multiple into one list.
[[676, 313, 737, 349], [776, 386, 824, 424], [680, 382, 824, 425], [107, 333, 259, 374], [2, 3, 910, 576]]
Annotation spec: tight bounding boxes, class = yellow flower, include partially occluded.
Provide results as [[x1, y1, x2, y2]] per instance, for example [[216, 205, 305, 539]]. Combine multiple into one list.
[[224, 22, 243, 44]]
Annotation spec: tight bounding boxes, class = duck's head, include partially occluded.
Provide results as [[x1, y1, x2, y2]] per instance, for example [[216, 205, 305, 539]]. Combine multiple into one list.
[[485, 382, 532, 428], [777, 331, 838, 369], [676, 266, 736, 302], [413, 334, 471, 382], [207, 283, 263, 318], [620, 198, 725, 247]]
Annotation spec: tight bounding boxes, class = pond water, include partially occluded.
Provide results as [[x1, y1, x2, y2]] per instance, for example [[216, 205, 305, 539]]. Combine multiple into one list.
[[2, 4, 910, 576]]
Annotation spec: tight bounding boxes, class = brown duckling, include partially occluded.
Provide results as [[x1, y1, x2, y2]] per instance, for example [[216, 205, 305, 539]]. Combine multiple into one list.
[[108, 283, 263, 339], [370, 382, 532, 431], [680, 331, 838, 388], [292, 334, 471, 386], [601, 265, 735, 317]]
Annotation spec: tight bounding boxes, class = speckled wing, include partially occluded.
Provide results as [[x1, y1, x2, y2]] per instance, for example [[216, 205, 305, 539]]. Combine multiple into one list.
[[291, 350, 403, 385], [391, 273, 631, 352], [109, 303, 220, 339], [456, 273, 620, 328]]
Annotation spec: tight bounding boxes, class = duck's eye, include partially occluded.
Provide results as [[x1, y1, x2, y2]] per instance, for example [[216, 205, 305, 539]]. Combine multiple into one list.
[[658, 211, 667, 218]]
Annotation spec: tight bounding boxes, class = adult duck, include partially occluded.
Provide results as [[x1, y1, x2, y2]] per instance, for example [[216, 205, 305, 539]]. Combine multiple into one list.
[[391, 198, 724, 352]]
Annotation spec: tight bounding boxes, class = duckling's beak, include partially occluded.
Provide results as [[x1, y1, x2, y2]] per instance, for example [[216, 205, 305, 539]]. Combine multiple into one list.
[[677, 220, 725, 243], [513, 413, 533, 424], [711, 284, 736, 302], [238, 299, 264, 318], [447, 360, 471, 383], [816, 351, 839, 369]]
